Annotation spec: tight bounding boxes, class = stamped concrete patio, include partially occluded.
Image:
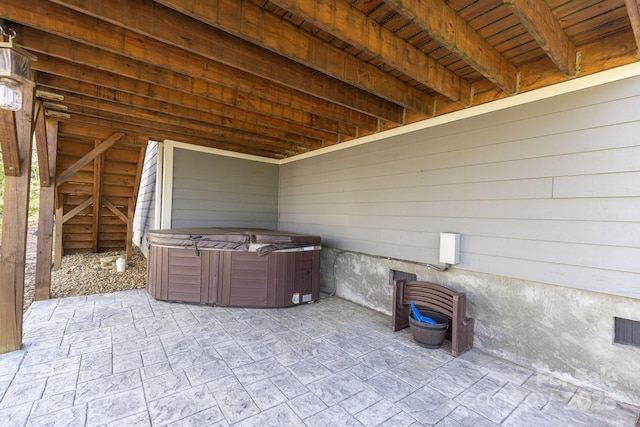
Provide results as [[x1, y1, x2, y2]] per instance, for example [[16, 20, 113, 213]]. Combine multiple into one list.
[[1, 289, 638, 426]]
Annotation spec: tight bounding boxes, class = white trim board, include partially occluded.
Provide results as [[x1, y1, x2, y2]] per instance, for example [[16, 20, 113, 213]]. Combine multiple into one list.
[[160, 140, 173, 229], [164, 140, 280, 164], [154, 141, 164, 230], [163, 62, 640, 166]]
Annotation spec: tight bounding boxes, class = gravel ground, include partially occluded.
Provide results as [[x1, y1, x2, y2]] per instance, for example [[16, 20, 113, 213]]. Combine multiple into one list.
[[22, 224, 147, 310]]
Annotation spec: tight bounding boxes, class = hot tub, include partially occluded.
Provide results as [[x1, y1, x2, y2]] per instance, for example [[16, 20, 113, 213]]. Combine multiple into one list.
[[146, 228, 321, 308]]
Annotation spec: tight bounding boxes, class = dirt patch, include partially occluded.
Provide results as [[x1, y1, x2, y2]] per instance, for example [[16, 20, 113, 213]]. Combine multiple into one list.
[[23, 224, 147, 310]]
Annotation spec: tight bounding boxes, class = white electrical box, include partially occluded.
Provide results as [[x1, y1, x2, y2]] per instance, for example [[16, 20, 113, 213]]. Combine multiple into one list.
[[439, 232, 461, 265]]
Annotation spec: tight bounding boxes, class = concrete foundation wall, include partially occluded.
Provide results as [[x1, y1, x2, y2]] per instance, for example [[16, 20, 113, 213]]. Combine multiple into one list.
[[320, 247, 640, 407]]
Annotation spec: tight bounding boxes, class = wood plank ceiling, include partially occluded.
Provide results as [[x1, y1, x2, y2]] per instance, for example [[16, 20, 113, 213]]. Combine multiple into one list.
[[2, 0, 640, 256], [3, 0, 639, 161]]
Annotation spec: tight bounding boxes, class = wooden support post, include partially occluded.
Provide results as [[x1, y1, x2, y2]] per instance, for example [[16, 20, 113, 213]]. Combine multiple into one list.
[[91, 139, 104, 252], [126, 197, 134, 261], [53, 192, 64, 270], [33, 101, 51, 187], [34, 118, 59, 300], [0, 109, 21, 176], [0, 86, 35, 354]]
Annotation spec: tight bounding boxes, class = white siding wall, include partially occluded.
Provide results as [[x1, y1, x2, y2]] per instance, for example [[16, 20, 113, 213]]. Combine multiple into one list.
[[171, 147, 279, 229], [132, 141, 158, 254], [279, 76, 640, 299]]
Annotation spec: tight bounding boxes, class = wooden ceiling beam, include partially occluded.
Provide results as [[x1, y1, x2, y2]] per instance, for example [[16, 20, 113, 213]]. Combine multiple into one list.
[[36, 74, 326, 148], [58, 92, 319, 152], [22, 32, 360, 140], [56, 132, 125, 186], [504, 0, 578, 77], [384, 0, 519, 95], [624, 0, 640, 58], [57, 112, 297, 158], [518, 29, 637, 92], [7, 0, 405, 123], [59, 109, 298, 158], [269, 0, 472, 105], [32, 58, 340, 144], [147, 0, 430, 117]]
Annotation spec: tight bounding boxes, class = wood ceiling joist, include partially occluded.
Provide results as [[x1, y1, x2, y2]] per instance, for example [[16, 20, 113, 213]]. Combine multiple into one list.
[[51, 87, 324, 151], [21, 31, 356, 142], [60, 100, 309, 154], [144, 0, 429, 118], [0, 0, 634, 164], [555, 2, 626, 33], [59, 114, 296, 158], [37, 74, 325, 148], [371, 0, 519, 95], [504, 0, 579, 77], [462, 2, 510, 28], [31, 54, 344, 144], [517, 29, 637, 91], [8, 0, 406, 123], [624, 0, 640, 56], [269, 0, 473, 105]]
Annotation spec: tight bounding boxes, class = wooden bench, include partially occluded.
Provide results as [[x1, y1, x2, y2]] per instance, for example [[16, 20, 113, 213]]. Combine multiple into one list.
[[392, 279, 474, 356]]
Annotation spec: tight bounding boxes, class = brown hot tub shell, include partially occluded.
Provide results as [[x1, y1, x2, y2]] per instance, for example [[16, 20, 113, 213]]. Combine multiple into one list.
[[146, 228, 321, 308]]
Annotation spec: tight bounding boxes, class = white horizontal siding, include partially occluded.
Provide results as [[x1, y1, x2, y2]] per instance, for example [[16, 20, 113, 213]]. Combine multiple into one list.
[[172, 148, 278, 229], [281, 129, 640, 191], [553, 171, 640, 198], [133, 141, 158, 236], [281, 115, 640, 184], [280, 198, 640, 222], [278, 75, 640, 298]]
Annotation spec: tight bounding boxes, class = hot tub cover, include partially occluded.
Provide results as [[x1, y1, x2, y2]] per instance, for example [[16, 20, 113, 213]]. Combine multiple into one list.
[[146, 228, 321, 255]]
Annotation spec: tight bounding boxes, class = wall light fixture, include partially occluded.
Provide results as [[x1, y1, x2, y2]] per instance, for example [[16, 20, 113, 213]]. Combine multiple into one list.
[[0, 27, 36, 111]]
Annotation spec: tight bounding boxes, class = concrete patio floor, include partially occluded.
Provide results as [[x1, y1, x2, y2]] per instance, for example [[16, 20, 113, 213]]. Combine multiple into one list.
[[1, 289, 638, 426]]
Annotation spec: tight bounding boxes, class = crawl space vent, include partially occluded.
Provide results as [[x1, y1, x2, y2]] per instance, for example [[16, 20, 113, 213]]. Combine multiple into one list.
[[614, 317, 640, 347], [390, 270, 417, 285]]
